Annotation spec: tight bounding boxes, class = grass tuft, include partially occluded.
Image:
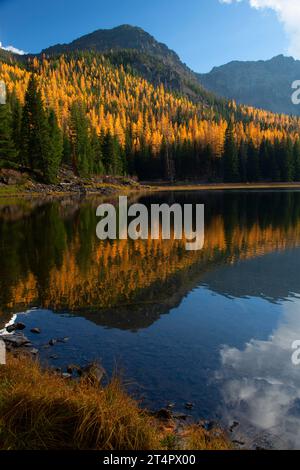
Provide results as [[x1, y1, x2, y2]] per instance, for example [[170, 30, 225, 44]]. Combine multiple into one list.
[[0, 355, 232, 451], [182, 424, 233, 450], [0, 355, 159, 450]]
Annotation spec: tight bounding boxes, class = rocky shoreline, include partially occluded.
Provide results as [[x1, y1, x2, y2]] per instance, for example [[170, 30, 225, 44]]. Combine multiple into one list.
[[0, 320, 241, 450], [1, 319, 282, 450], [0, 168, 145, 197]]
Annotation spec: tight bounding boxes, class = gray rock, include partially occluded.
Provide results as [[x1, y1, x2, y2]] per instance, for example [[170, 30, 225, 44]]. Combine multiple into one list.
[[57, 337, 69, 343], [67, 364, 81, 375], [202, 420, 217, 431], [173, 412, 188, 420], [185, 402, 194, 410], [30, 348, 39, 355], [62, 373, 72, 379], [80, 363, 105, 384], [154, 409, 173, 421], [6, 322, 26, 333], [167, 403, 175, 409], [1, 333, 31, 348], [30, 328, 41, 334], [5, 325, 15, 333], [0, 338, 6, 365]]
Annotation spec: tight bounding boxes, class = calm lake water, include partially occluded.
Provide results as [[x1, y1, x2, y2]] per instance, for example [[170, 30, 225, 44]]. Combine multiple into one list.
[[1, 190, 300, 449]]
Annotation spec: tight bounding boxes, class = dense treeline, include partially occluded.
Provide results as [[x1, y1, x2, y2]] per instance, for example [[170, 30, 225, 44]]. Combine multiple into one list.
[[0, 74, 126, 183], [1, 53, 300, 182]]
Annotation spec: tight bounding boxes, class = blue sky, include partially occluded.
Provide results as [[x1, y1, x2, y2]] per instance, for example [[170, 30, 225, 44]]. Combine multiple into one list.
[[0, 0, 289, 72]]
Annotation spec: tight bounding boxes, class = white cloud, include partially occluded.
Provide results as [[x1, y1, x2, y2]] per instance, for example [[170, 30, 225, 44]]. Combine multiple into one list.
[[0, 41, 25, 55], [216, 299, 300, 449], [220, 0, 300, 59]]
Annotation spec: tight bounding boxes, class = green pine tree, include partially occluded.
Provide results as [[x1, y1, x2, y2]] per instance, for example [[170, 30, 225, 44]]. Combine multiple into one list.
[[62, 132, 72, 165], [223, 122, 239, 182], [20, 73, 51, 174], [238, 140, 248, 182], [45, 109, 63, 183], [10, 93, 22, 162], [101, 131, 124, 176], [90, 128, 104, 174], [69, 102, 93, 176], [294, 139, 300, 181], [247, 139, 261, 182], [0, 103, 17, 168], [280, 138, 294, 182], [259, 139, 271, 181], [270, 139, 281, 181]]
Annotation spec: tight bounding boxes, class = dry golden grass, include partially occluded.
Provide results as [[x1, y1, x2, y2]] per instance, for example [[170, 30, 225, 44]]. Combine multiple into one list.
[[0, 355, 160, 450], [182, 425, 233, 451], [0, 355, 232, 451]]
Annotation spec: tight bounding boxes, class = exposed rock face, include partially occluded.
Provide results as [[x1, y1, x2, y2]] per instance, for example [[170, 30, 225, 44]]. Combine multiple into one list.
[[198, 55, 300, 116], [41, 25, 183, 67]]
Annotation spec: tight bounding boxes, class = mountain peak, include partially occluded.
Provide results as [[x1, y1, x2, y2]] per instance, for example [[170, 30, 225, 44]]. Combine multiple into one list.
[[39, 24, 208, 102], [41, 24, 179, 61], [110, 24, 149, 33], [269, 54, 295, 63]]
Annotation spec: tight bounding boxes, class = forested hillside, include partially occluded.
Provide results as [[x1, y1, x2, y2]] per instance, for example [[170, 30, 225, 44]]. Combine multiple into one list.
[[1, 51, 300, 183], [39, 25, 220, 103]]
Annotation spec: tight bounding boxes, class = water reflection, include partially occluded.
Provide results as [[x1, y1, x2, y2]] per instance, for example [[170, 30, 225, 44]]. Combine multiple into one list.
[[1, 191, 300, 449], [203, 248, 300, 302], [1, 191, 300, 329], [217, 297, 300, 449]]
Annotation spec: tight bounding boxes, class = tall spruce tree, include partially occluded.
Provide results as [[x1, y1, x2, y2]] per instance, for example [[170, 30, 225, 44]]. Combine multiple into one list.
[[270, 139, 281, 181], [280, 138, 294, 182], [259, 139, 271, 181], [62, 132, 72, 165], [247, 139, 261, 182], [101, 131, 123, 175], [202, 144, 214, 181], [238, 140, 248, 182], [20, 73, 51, 174], [10, 93, 22, 161], [223, 121, 239, 182], [294, 139, 300, 181], [46, 109, 63, 183], [69, 102, 93, 176], [90, 128, 104, 174], [0, 103, 17, 168]]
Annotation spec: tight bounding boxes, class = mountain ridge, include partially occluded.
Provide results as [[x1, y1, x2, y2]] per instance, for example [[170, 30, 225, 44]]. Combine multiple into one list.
[[41, 24, 181, 63], [198, 54, 300, 115], [37, 24, 217, 104], [2, 25, 300, 116]]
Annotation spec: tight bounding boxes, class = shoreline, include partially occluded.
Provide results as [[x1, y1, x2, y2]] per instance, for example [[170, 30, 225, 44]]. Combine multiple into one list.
[[147, 182, 300, 192], [1, 181, 300, 199], [0, 183, 146, 199], [0, 325, 234, 451]]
